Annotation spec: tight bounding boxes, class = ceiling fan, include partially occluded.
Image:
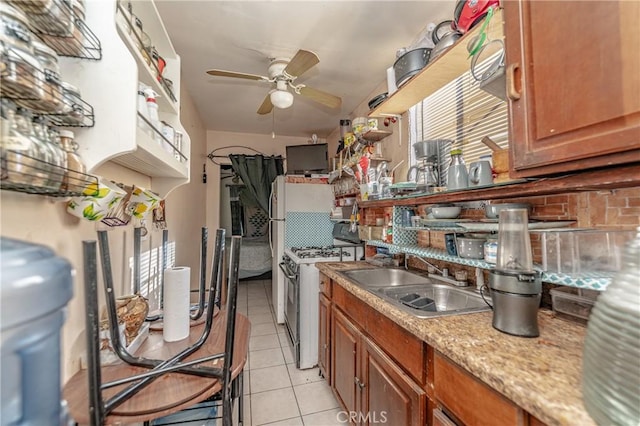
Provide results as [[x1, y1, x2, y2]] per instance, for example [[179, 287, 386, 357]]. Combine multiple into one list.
[[206, 49, 342, 115]]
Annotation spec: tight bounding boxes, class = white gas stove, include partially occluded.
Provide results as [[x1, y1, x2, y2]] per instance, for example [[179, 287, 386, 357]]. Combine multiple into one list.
[[281, 244, 362, 369]]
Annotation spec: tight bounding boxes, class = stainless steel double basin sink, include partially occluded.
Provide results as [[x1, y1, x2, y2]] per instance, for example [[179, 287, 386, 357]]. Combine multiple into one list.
[[339, 268, 491, 318]]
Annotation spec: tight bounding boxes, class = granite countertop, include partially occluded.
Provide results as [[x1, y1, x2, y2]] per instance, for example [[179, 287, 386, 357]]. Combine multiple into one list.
[[316, 261, 596, 426]]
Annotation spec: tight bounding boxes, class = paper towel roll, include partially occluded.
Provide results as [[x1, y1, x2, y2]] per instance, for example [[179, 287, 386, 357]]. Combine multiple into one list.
[[163, 267, 190, 342], [386, 67, 397, 95]]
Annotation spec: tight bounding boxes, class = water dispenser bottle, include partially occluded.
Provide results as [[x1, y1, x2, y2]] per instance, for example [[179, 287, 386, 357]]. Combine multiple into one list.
[[1, 237, 73, 425]]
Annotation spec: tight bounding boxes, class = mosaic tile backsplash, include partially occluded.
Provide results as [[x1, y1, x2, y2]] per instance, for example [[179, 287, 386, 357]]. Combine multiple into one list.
[[285, 212, 334, 248]]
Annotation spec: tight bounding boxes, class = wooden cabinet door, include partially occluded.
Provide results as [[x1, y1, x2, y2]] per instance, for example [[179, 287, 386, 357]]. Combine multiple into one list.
[[332, 306, 360, 418], [360, 337, 427, 426], [504, 0, 640, 177], [319, 293, 331, 384]]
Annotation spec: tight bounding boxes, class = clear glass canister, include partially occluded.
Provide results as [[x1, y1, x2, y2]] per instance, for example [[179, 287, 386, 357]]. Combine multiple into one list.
[[13, 0, 74, 37], [1, 45, 44, 101], [58, 129, 87, 191], [8, 107, 45, 186], [30, 40, 63, 113], [0, 3, 33, 53]]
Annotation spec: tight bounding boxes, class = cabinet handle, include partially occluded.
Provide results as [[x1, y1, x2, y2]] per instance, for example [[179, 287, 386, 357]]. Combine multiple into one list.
[[354, 377, 366, 390], [506, 63, 521, 101]]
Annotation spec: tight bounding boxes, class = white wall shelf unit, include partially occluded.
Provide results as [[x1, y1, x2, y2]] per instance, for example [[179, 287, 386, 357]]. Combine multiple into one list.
[[58, 0, 190, 197]]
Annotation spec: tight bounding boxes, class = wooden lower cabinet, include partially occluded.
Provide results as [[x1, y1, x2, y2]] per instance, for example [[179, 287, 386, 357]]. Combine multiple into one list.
[[318, 292, 331, 383], [331, 306, 426, 425], [433, 352, 526, 426]]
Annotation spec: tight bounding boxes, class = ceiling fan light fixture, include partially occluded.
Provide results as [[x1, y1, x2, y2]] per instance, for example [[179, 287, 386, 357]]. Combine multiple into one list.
[[270, 89, 294, 109]]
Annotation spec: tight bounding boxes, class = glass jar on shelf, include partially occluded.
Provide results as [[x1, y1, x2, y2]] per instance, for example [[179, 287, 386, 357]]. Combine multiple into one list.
[[5, 106, 43, 186], [0, 3, 33, 54], [31, 40, 63, 113], [59, 81, 85, 125], [58, 129, 89, 192], [32, 116, 64, 190], [1, 45, 44, 103]]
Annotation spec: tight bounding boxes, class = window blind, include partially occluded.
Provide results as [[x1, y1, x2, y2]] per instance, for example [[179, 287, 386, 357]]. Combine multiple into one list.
[[129, 241, 176, 311], [408, 51, 509, 184]]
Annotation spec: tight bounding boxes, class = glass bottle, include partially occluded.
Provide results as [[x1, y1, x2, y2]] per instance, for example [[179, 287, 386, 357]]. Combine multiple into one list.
[[582, 227, 640, 424], [446, 149, 468, 191], [58, 130, 88, 192]]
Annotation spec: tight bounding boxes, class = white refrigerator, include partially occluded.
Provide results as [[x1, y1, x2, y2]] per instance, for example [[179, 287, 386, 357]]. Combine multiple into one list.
[[269, 176, 334, 324]]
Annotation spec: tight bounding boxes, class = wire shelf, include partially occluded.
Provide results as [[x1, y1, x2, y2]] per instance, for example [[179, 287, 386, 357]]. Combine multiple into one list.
[[1, 47, 95, 127], [10, 0, 102, 60], [0, 149, 98, 197]]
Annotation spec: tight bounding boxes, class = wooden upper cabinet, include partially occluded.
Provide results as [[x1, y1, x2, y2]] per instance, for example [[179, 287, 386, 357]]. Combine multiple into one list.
[[504, 0, 640, 177]]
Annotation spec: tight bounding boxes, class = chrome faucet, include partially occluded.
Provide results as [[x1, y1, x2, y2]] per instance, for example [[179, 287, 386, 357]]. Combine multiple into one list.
[[404, 254, 470, 287], [404, 254, 449, 277]]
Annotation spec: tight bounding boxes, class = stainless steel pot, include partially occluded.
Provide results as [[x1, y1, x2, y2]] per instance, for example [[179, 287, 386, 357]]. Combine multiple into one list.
[[412, 139, 450, 161], [431, 31, 462, 61]]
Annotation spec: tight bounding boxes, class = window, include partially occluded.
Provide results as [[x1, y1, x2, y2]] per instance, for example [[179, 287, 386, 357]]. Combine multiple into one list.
[[129, 241, 176, 311], [408, 51, 509, 186]]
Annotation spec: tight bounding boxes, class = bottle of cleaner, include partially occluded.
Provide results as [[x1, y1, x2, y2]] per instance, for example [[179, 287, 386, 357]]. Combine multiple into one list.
[[143, 87, 162, 144], [137, 82, 150, 133]]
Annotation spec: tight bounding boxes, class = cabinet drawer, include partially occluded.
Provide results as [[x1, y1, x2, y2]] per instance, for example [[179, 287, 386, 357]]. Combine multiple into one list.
[[333, 284, 426, 386], [434, 353, 524, 426], [319, 273, 332, 297]]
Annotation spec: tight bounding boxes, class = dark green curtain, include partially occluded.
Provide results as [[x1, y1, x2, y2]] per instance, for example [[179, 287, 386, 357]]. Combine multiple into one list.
[[229, 154, 284, 214]]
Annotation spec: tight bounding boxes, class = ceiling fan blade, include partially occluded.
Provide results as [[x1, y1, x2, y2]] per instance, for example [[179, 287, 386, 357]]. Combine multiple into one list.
[[284, 50, 319, 78], [206, 69, 268, 81], [299, 86, 342, 109], [257, 94, 273, 115]]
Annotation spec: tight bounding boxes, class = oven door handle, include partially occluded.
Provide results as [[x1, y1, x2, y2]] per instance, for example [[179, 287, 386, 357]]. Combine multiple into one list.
[[279, 262, 296, 281]]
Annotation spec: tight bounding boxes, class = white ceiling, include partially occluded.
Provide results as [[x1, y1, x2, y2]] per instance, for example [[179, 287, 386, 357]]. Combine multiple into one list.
[[155, 1, 455, 138]]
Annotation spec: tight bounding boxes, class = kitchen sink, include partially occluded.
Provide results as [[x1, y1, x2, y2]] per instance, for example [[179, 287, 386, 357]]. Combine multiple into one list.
[[340, 268, 432, 288], [338, 268, 491, 318], [373, 284, 491, 318]]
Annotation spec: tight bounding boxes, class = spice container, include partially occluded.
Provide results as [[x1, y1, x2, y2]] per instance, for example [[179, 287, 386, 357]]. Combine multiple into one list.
[[30, 40, 63, 112], [0, 3, 33, 53]]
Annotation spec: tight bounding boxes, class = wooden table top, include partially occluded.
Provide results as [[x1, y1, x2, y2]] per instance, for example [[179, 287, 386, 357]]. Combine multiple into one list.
[[63, 312, 250, 424]]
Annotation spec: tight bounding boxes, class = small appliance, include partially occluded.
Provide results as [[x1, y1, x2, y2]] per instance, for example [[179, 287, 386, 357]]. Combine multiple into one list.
[[488, 208, 542, 337], [453, 0, 499, 34]]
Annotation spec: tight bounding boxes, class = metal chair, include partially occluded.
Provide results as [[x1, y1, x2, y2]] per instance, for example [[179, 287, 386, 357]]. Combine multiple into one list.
[[79, 229, 247, 425]]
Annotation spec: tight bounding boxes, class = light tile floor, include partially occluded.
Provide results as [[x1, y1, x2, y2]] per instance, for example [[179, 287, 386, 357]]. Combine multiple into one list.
[[237, 278, 343, 426]]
